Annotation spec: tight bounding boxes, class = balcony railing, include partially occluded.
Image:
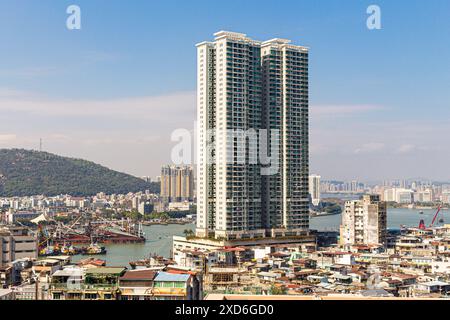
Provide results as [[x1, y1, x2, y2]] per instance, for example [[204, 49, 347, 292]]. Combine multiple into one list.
[[50, 283, 119, 291]]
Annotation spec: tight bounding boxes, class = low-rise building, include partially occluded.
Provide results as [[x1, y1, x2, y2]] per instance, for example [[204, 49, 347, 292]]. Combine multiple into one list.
[[119, 269, 157, 300], [153, 271, 201, 300], [0, 265, 12, 288], [0, 288, 14, 300], [49, 267, 126, 300], [415, 281, 450, 294], [5, 211, 40, 224]]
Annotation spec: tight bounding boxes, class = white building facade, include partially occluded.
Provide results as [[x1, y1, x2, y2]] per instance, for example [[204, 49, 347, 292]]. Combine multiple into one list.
[[309, 175, 321, 206], [196, 31, 309, 240]]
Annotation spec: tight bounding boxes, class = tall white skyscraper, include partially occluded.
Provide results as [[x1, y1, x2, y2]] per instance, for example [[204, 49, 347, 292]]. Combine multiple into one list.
[[196, 31, 309, 240], [309, 175, 321, 206]]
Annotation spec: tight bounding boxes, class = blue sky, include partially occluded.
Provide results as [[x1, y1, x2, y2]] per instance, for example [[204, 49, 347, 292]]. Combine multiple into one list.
[[0, 0, 449, 181]]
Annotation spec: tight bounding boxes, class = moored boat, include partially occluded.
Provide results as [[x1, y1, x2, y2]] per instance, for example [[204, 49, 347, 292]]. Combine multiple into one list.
[[81, 243, 107, 255]]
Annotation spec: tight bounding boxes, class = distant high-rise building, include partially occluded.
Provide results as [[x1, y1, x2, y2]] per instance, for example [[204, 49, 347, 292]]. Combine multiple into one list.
[[400, 179, 407, 188], [132, 196, 141, 210], [138, 201, 154, 215], [383, 188, 413, 204], [309, 175, 321, 206], [160, 166, 172, 200], [351, 180, 358, 192], [179, 166, 194, 201], [196, 31, 309, 240], [160, 165, 194, 202], [340, 194, 387, 246], [441, 191, 450, 204], [170, 170, 178, 200], [414, 189, 433, 203]]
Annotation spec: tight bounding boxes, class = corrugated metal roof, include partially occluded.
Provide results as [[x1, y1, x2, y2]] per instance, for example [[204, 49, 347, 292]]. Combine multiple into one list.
[[154, 272, 190, 282], [85, 267, 126, 275], [52, 268, 84, 277]]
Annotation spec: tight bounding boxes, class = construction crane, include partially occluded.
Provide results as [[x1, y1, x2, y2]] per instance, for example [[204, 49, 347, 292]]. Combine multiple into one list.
[[418, 205, 444, 230], [429, 205, 443, 228], [56, 212, 86, 236]]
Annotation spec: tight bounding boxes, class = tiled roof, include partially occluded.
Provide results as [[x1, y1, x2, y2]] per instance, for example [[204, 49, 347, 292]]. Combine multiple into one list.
[[120, 270, 157, 281]]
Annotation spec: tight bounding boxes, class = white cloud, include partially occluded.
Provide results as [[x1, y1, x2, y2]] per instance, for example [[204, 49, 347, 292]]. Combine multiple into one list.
[[310, 144, 337, 155], [0, 67, 59, 79], [311, 104, 384, 117], [0, 89, 196, 122], [354, 142, 385, 154], [0, 88, 31, 98], [2, 87, 449, 180], [397, 144, 416, 154]]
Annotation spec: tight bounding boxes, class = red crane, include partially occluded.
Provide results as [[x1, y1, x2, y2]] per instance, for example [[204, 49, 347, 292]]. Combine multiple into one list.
[[429, 205, 443, 228]]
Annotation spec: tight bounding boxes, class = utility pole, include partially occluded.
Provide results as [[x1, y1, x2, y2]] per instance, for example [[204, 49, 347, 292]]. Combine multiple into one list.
[[34, 274, 40, 300]]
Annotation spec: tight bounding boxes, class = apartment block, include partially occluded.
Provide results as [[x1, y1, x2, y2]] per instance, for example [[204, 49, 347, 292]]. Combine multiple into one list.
[[0, 226, 38, 266], [160, 165, 194, 202], [196, 31, 309, 240], [340, 195, 387, 246]]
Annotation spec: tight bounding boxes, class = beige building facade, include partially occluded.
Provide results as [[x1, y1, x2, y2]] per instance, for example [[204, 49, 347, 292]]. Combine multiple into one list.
[[340, 195, 387, 246]]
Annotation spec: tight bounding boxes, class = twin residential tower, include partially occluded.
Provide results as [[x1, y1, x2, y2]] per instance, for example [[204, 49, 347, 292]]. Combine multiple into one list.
[[196, 31, 309, 240]]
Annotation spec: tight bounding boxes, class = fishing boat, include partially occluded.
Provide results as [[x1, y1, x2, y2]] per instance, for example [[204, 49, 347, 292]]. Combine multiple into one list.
[[310, 211, 340, 217], [39, 245, 58, 256], [129, 255, 171, 270], [81, 243, 107, 255], [60, 245, 80, 255]]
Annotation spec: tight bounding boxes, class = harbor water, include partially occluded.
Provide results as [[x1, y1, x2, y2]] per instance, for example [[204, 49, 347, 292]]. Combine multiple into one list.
[[69, 207, 447, 266], [71, 223, 195, 266]]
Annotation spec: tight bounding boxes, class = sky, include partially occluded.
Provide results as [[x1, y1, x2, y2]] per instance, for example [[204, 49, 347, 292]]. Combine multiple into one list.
[[0, 0, 449, 181]]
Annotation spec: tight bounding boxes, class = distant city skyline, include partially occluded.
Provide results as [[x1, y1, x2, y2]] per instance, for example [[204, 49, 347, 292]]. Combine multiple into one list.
[[1, 1, 450, 181]]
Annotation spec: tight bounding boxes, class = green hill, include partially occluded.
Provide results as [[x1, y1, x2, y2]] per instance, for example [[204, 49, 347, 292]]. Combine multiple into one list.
[[0, 149, 160, 197]]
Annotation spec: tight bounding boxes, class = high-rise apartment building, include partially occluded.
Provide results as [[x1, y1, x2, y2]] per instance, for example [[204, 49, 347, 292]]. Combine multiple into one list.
[[196, 31, 309, 240], [160, 165, 194, 202], [179, 166, 195, 201], [309, 175, 321, 206], [340, 195, 387, 246], [160, 166, 172, 200]]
